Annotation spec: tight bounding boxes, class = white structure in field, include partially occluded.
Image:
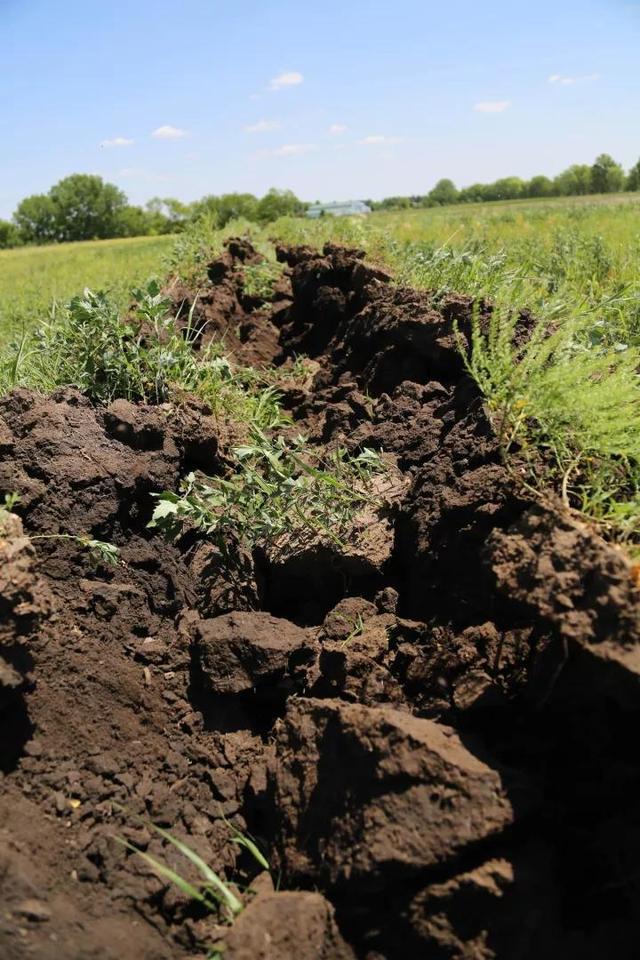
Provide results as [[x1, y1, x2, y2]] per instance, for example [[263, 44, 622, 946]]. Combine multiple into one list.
[[306, 200, 372, 218]]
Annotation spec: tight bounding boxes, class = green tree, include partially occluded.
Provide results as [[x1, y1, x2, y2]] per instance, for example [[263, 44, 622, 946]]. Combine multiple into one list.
[[486, 177, 526, 201], [378, 196, 412, 209], [625, 159, 640, 192], [526, 175, 554, 198], [48, 174, 127, 241], [13, 193, 59, 244], [0, 219, 21, 248], [116, 205, 153, 238], [590, 154, 625, 194], [458, 183, 489, 204], [193, 192, 259, 227], [255, 188, 304, 223], [553, 164, 592, 196], [426, 178, 459, 206]]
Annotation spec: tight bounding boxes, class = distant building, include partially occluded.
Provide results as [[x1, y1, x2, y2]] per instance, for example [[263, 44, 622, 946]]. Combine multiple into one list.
[[306, 200, 372, 219]]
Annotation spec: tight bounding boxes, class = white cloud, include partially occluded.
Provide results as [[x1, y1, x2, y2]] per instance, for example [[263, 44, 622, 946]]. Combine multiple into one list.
[[358, 134, 403, 145], [548, 72, 599, 85], [244, 119, 280, 134], [328, 123, 347, 135], [473, 100, 511, 113], [269, 71, 303, 91], [152, 125, 188, 140], [271, 143, 317, 157], [100, 136, 134, 148]]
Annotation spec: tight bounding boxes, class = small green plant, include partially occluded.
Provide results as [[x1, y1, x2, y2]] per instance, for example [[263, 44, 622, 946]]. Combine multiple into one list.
[[116, 823, 243, 920], [340, 612, 365, 645], [149, 428, 387, 555], [462, 304, 640, 539], [2, 491, 20, 511], [0, 491, 119, 564], [241, 260, 284, 300], [115, 812, 270, 925], [29, 533, 120, 565]]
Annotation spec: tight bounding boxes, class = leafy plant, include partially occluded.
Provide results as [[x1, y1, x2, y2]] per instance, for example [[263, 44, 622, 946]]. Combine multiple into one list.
[[463, 304, 640, 539], [149, 428, 387, 555], [0, 492, 119, 564], [0, 280, 288, 433], [29, 533, 120, 565], [241, 260, 284, 301]]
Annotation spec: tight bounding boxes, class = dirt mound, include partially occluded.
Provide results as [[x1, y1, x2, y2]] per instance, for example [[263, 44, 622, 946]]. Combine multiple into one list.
[[1, 239, 639, 959]]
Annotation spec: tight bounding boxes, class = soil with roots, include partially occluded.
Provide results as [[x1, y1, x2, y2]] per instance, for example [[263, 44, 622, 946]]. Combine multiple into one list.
[[1, 241, 639, 960]]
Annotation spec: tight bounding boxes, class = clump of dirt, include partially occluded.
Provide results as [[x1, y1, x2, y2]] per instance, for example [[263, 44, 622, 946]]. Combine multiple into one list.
[[1, 239, 639, 960]]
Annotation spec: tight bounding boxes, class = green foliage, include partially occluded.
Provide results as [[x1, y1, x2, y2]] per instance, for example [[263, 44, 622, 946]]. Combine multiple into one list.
[[190, 189, 304, 231], [49, 174, 128, 242], [150, 428, 386, 554], [0, 220, 21, 249], [28, 533, 120, 565], [526, 175, 554, 198], [241, 259, 285, 300], [0, 234, 173, 345], [116, 828, 243, 919], [2, 491, 21, 512], [267, 195, 640, 543], [553, 164, 592, 197], [255, 188, 305, 223], [14, 193, 59, 244], [626, 159, 640, 192], [427, 179, 459, 206], [465, 307, 640, 538], [0, 279, 286, 434], [590, 154, 626, 194], [193, 193, 260, 228], [15, 175, 128, 244]]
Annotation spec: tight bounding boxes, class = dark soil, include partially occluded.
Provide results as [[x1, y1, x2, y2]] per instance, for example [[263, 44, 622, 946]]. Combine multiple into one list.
[[1, 240, 639, 959]]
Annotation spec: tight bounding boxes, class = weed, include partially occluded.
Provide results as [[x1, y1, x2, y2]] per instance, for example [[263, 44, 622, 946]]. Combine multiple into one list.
[[0, 280, 288, 434], [2, 491, 20, 511], [241, 260, 284, 300], [115, 811, 270, 926], [341, 613, 365, 645], [149, 428, 387, 556], [463, 304, 640, 538], [0, 491, 119, 564]]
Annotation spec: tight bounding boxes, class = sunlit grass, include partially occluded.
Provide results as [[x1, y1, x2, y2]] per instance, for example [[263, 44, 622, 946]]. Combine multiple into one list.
[[0, 234, 174, 343]]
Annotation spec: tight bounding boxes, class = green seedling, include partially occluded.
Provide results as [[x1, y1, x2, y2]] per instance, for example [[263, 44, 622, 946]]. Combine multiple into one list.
[[30, 533, 120, 566]]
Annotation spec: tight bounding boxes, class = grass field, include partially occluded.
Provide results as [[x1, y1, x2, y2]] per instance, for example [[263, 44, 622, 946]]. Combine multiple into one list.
[[0, 234, 174, 344]]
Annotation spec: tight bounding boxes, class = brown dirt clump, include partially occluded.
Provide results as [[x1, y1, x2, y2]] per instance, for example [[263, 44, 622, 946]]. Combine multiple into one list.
[[0, 239, 639, 959]]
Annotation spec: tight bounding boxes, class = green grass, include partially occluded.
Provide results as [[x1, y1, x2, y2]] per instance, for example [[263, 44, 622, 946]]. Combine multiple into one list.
[[0, 234, 174, 344]]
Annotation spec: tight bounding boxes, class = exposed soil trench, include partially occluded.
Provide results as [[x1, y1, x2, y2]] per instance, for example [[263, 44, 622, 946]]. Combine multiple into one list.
[[1, 241, 640, 959]]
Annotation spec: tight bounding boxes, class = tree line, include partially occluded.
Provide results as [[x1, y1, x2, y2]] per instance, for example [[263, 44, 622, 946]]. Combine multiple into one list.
[[0, 175, 305, 248], [1, 153, 639, 249], [369, 153, 640, 210]]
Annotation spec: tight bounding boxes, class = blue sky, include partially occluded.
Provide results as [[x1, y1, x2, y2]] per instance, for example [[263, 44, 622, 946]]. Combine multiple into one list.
[[1, 0, 639, 216]]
